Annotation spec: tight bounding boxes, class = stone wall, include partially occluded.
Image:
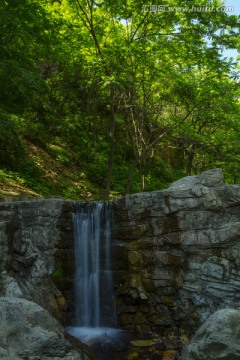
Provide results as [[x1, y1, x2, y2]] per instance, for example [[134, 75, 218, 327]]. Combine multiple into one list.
[[1, 168, 240, 341], [0, 199, 75, 325], [112, 168, 240, 337]]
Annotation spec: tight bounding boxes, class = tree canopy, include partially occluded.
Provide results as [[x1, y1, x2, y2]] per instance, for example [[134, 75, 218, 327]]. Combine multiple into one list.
[[0, 0, 239, 199]]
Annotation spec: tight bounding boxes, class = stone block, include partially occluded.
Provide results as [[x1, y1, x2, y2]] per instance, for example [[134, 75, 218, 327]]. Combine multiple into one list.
[[155, 250, 185, 265], [128, 251, 141, 265], [163, 350, 177, 360], [201, 261, 224, 280]]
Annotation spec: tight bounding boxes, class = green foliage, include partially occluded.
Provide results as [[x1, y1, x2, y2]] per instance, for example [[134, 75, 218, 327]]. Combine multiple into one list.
[[0, 0, 239, 199], [0, 111, 27, 170], [0, 169, 25, 185], [47, 144, 71, 165], [51, 268, 64, 279], [85, 152, 108, 186], [0, 0, 49, 114]]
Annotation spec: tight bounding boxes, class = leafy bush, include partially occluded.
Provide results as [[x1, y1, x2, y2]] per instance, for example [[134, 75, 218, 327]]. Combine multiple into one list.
[[0, 110, 27, 170]]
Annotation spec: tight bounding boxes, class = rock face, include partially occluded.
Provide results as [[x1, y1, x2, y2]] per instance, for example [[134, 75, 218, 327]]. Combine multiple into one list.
[[112, 168, 240, 336], [182, 308, 240, 360], [2, 168, 240, 352], [0, 199, 75, 324], [0, 297, 91, 359]]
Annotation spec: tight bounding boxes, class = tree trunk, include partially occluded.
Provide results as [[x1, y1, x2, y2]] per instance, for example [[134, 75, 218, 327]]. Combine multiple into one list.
[[104, 85, 115, 199], [186, 148, 195, 176], [141, 158, 147, 191], [124, 158, 138, 195]]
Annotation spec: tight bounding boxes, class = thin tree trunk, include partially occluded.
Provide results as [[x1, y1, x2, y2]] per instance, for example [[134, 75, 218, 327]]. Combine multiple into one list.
[[141, 158, 147, 191], [186, 148, 195, 175], [104, 85, 115, 199], [124, 157, 138, 195]]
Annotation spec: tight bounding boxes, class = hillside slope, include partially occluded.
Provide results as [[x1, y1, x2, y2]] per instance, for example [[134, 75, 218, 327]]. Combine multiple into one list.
[[0, 140, 103, 202]]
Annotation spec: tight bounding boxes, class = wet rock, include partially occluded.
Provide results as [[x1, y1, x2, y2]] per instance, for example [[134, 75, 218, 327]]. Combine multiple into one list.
[[163, 350, 177, 360], [0, 297, 90, 359], [182, 308, 240, 360], [130, 339, 155, 347]]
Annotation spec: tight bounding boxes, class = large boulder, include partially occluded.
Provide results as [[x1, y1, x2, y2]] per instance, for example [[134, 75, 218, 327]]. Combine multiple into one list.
[[168, 168, 224, 191], [0, 297, 92, 360], [182, 308, 240, 360]]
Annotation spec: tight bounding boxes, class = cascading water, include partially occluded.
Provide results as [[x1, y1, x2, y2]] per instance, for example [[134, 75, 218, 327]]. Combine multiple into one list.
[[67, 202, 118, 345], [73, 202, 116, 328]]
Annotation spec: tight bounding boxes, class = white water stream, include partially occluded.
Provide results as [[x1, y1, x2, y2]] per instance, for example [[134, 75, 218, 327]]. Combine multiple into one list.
[[67, 202, 118, 344]]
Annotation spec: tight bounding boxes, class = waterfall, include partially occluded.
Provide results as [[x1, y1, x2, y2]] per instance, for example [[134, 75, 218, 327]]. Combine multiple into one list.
[[73, 202, 116, 328]]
